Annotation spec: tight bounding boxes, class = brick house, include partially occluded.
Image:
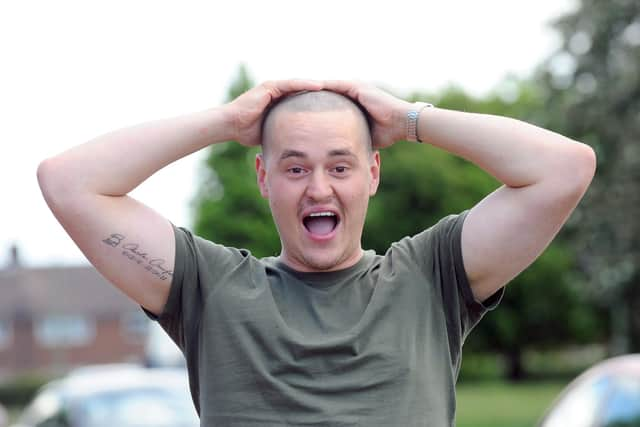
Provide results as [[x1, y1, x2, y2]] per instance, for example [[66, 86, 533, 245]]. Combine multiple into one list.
[[0, 246, 150, 380]]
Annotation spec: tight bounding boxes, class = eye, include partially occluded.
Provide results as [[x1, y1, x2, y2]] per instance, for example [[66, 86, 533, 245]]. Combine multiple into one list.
[[333, 166, 349, 174], [287, 167, 305, 175]]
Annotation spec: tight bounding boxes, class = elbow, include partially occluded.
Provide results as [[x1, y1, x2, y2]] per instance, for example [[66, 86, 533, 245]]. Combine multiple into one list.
[[37, 156, 76, 211], [37, 157, 61, 208], [37, 157, 54, 196], [554, 142, 597, 199], [573, 142, 597, 190]]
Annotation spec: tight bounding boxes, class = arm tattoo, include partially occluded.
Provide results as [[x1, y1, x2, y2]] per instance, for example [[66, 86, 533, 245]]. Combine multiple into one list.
[[101, 233, 173, 281]]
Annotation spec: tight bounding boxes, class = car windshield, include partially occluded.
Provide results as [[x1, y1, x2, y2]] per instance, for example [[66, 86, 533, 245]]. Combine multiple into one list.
[[74, 386, 199, 427], [541, 373, 640, 427], [600, 376, 640, 427], [541, 375, 611, 427]]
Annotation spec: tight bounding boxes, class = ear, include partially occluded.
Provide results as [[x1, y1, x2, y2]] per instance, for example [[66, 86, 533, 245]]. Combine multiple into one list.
[[368, 150, 381, 196], [256, 153, 269, 198]]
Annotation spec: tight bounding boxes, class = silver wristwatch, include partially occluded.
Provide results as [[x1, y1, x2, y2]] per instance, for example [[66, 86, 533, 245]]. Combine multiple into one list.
[[406, 102, 434, 143]]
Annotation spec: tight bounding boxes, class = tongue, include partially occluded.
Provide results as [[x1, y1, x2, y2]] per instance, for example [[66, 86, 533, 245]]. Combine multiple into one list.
[[305, 217, 336, 236]]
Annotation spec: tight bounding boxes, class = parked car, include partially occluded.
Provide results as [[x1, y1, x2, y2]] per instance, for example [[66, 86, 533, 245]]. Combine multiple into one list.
[[539, 354, 640, 427], [11, 364, 198, 427]]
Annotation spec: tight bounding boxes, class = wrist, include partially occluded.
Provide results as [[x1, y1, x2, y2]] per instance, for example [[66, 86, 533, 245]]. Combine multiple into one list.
[[406, 102, 434, 143], [393, 101, 415, 142], [200, 105, 237, 143]]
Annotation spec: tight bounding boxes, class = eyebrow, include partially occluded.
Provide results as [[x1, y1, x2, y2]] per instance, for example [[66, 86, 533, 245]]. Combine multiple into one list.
[[279, 149, 307, 161], [278, 148, 356, 161]]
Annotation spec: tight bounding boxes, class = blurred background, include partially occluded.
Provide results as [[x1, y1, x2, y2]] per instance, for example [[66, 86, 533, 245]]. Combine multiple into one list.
[[1, 0, 639, 426]]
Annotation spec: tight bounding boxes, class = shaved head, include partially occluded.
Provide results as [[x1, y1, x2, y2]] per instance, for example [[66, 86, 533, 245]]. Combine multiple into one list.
[[254, 89, 381, 273], [261, 90, 372, 161]]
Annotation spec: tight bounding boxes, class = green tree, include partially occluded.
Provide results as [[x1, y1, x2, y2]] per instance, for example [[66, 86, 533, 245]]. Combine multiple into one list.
[[537, 0, 640, 353], [193, 65, 280, 257]]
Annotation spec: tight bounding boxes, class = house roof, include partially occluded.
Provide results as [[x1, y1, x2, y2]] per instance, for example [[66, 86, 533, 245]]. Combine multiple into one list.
[[0, 265, 142, 319]]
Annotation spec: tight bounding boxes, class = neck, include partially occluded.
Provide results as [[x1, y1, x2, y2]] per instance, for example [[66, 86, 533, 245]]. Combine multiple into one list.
[[278, 247, 364, 273]]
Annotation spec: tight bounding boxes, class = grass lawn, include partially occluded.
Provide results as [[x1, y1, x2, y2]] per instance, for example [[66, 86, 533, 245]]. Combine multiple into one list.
[[456, 381, 566, 427], [7, 406, 23, 425]]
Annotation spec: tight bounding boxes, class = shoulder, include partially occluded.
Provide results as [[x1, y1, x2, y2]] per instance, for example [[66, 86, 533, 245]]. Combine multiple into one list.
[[387, 210, 470, 259], [172, 225, 256, 273]]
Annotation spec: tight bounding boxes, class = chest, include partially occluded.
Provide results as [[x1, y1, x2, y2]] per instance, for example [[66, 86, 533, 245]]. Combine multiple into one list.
[[202, 265, 449, 382], [195, 264, 455, 424]]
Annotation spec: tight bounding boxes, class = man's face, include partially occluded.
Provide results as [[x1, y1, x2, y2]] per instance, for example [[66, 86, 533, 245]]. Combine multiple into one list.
[[256, 109, 380, 272]]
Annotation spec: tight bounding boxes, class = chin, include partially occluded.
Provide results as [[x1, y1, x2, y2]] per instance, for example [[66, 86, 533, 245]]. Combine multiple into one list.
[[299, 250, 345, 272]]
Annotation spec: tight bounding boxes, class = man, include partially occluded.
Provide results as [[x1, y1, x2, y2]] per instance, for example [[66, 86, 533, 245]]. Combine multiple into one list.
[[37, 79, 596, 426]]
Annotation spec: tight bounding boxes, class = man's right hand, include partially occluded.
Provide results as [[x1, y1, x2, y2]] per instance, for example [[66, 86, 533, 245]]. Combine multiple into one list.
[[226, 79, 324, 147]]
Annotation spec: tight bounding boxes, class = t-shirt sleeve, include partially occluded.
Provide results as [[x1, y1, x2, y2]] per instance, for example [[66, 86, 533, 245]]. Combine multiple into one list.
[[407, 209, 503, 346], [142, 223, 249, 352]]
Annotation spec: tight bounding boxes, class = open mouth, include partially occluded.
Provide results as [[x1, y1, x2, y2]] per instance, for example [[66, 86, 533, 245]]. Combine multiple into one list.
[[302, 211, 340, 237]]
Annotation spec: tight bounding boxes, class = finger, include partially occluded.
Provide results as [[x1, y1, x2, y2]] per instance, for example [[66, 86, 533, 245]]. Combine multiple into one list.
[[283, 78, 324, 92], [322, 80, 361, 98], [263, 79, 323, 99]]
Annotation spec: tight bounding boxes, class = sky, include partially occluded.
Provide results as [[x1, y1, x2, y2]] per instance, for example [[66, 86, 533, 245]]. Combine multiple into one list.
[[0, 0, 577, 268]]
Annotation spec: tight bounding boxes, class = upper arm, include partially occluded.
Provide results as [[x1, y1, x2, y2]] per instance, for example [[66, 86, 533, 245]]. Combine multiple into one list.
[[460, 148, 596, 302], [38, 163, 175, 316]]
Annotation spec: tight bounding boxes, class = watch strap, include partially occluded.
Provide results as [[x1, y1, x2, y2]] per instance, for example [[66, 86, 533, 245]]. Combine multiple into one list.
[[406, 102, 433, 143]]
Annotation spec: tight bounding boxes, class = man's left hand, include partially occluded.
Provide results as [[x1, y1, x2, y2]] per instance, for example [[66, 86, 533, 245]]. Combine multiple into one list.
[[322, 80, 413, 148]]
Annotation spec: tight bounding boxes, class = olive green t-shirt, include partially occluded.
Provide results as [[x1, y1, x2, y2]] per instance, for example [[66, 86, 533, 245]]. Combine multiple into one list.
[[145, 209, 502, 426]]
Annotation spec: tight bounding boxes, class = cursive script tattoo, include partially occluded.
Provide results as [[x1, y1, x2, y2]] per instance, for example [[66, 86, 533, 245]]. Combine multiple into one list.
[[146, 258, 173, 281], [101, 233, 173, 280], [123, 243, 149, 260], [102, 233, 125, 247]]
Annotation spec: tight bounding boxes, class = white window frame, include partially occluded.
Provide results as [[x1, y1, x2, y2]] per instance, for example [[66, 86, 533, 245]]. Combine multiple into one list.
[[35, 314, 96, 348], [120, 311, 149, 343]]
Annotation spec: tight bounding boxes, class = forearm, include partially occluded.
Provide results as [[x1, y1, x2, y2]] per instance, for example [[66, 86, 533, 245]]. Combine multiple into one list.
[[416, 107, 595, 189], [38, 106, 234, 198]]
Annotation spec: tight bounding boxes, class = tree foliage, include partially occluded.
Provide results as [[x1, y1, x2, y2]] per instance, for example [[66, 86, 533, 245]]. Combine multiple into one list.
[[536, 0, 640, 352], [193, 65, 281, 257]]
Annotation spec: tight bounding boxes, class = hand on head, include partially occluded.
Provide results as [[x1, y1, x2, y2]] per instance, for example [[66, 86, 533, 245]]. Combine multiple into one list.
[[226, 79, 412, 149], [227, 79, 324, 147], [322, 80, 413, 149]]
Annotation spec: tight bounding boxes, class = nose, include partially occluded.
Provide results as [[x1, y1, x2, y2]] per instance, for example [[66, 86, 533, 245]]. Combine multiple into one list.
[[305, 170, 334, 202]]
